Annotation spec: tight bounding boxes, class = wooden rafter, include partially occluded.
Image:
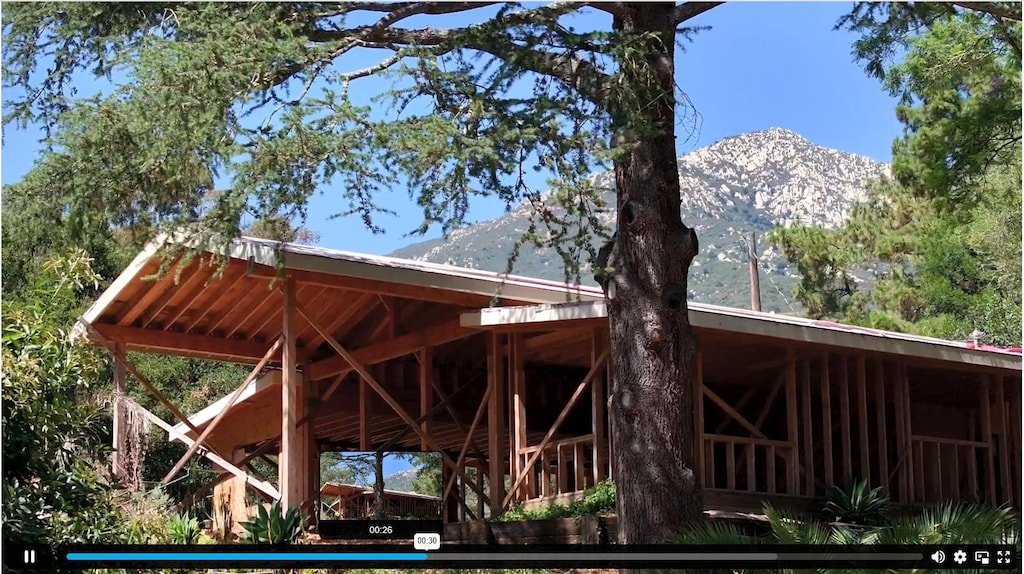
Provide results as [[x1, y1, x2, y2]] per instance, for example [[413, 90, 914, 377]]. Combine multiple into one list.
[[140, 258, 206, 329], [184, 269, 250, 333], [225, 286, 281, 339], [117, 259, 189, 327]]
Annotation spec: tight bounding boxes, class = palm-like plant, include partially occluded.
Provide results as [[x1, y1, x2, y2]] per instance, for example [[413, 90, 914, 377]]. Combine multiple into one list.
[[240, 501, 305, 545], [824, 480, 889, 526], [675, 500, 1021, 574]]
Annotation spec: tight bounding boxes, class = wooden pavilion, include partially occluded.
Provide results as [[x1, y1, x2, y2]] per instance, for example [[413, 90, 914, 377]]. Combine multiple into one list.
[[319, 483, 441, 520], [75, 236, 1022, 536]]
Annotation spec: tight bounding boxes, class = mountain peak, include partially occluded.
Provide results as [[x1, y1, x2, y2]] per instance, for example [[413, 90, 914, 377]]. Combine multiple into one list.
[[390, 128, 889, 313]]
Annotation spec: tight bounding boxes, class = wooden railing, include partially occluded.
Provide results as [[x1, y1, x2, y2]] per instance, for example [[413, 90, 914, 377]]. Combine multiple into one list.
[[910, 435, 992, 504], [703, 434, 798, 495], [514, 434, 604, 502]]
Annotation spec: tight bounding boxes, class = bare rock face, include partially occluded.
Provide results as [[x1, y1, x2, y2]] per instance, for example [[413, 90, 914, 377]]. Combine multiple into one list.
[[390, 128, 889, 312]]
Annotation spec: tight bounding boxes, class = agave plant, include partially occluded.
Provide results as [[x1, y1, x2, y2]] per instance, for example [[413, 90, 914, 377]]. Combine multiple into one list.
[[167, 515, 201, 545], [823, 480, 889, 526], [240, 501, 305, 545]]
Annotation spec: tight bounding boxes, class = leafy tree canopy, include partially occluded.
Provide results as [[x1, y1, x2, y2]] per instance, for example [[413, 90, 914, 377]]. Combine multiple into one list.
[[772, 1, 1022, 346]]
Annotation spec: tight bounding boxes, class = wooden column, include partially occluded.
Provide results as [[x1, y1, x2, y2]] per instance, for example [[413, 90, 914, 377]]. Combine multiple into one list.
[[892, 361, 907, 503], [280, 278, 307, 512], [980, 377, 997, 503], [820, 352, 833, 489], [838, 355, 852, 486], [785, 348, 799, 495], [487, 332, 506, 517], [475, 460, 486, 518], [359, 378, 371, 451], [993, 376, 1012, 505], [874, 359, 888, 494], [420, 347, 433, 451], [856, 356, 870, 482], [592, 329, 608, 487], [900, 363, 914, 503], [212, 448, 249, 539], [801, 356, 814, 496], [111, 342, 127, 481], [510, 334, 529, 500], [695, 348, 706, 488]]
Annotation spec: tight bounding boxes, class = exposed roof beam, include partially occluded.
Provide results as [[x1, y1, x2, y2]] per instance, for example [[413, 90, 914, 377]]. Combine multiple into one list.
[[305, 319, 477, 381], [91, 323, 307, 364]]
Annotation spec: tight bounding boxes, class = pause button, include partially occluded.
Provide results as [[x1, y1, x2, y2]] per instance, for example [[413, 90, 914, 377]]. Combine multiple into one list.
[[23, 549, 36, 564]]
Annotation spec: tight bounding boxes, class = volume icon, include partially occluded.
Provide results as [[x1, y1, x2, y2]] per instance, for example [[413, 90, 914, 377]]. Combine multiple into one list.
[[930, 550, 945, 564]]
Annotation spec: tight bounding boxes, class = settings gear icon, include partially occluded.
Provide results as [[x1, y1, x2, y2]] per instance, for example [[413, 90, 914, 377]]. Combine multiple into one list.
[[953, 550, 968, 564]]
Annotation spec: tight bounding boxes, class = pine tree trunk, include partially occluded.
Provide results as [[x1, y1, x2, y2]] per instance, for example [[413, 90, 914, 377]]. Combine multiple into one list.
[[373, 451, 386, 519], [601, 3, 703, 545]]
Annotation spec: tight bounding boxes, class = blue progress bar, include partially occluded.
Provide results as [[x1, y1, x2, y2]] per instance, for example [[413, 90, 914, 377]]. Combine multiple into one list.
[[67, 552, 428, 562]]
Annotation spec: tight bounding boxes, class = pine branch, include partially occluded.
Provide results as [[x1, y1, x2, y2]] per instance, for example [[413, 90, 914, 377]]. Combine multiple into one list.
[[302, 3, 614, 104], [673, 2, 724, 25], [952, 2, 1022, 22]]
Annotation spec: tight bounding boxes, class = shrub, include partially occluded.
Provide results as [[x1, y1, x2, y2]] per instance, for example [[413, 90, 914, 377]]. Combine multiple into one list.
[[168, 514, 202, 545], [823, 479, 889, 526], [240, 501, 306, 544]]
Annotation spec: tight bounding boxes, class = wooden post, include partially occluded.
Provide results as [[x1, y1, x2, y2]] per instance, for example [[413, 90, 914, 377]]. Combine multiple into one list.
[[280, 277, 303, 513], [592, 329, 607, 487], [893, 361, 907, 503], [111, 342, 127, 482], [980, 378, 997, 503], [695, 349, 706, 487], [901, 363, 914, 504], [838, 355, 852, 486], [511, 334, 528, 501], [748, 231, 762, 312], [475, 461, 485, 518], [820, 352, 833, 489], [993, 376, 1011, 505], [420, 347, 433, 451], [785, 348, 798, 495], [856, 356, 870, 482], [487, 332, 506, 517], [801, 357, 814, 496], [359, 378, 371, 451], [874, 360, 888, 494]]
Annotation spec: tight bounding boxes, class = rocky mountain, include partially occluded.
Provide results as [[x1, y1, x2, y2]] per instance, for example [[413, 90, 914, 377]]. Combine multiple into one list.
[[382, 468, 418, 493], [390, 128, 889, 312]]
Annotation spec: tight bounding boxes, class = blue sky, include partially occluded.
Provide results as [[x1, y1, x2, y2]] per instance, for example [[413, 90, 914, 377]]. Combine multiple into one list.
[[1, 2, 902, 257]]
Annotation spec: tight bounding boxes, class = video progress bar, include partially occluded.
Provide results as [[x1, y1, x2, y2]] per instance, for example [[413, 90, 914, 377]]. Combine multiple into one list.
[[67, 551, 922, 562]]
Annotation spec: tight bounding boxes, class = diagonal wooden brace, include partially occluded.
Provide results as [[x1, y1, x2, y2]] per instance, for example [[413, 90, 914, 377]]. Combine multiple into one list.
[[162, 336, 284, 484], [134, 399, 281, 500], [503, 349, 609, 508], [293, 301, 489, 506]]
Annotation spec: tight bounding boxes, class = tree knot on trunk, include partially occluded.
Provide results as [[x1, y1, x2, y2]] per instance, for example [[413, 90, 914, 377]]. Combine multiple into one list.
[[594, 232, 617, 292]]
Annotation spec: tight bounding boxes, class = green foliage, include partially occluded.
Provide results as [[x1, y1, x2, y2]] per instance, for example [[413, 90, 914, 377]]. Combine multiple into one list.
[[498, 479, 617, 522], [1, 250, 127, 545], [676, 500, 1020, 573], [117, 488, 177, 545], [240, 501, 306, 545], [168, 514, 202, 545], [0, 3, 707, 286], [823, 480, 889, 526], [773, 4, 1022, 346]]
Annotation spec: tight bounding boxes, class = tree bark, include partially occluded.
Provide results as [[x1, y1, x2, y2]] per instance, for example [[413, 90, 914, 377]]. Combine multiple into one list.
[[600, 3, 703, 545], [373, 451, 386, 519]]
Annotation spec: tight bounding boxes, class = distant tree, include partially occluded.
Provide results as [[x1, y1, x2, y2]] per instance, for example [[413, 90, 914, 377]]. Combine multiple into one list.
[[771, 2, 1022, 346], [4, 1, 724, 541]]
